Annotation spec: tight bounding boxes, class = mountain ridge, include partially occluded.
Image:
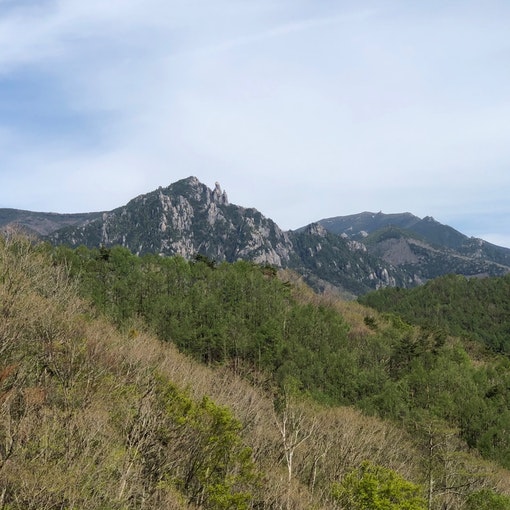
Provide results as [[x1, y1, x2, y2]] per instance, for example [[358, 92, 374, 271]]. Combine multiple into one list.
[[318, 211, 510, 284], [0, 208, 101, 236], [1, 176, 509, 296], [317, 211, 477, 250]]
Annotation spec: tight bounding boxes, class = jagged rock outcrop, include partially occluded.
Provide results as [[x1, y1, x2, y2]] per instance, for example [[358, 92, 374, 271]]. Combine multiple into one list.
[[49, 177, 294, 267]]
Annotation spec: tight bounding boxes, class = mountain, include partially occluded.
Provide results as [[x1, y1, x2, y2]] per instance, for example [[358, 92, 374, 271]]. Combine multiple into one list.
[[318, 211, 483, 250], [316, 211, 510, 283], [49, 177, 293, 266], [0, 208, 101, 236], [46, 177, 404, 296], [3, 177, 509, 296], [289, 222, 409, 296]]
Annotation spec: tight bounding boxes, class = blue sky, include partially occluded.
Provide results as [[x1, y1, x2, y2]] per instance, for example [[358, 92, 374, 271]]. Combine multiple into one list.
[[1, 1, 509, 246]]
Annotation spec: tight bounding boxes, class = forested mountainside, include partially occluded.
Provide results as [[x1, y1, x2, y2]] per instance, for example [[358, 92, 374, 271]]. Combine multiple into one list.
[[318, 212, 510, 283], [2, 233, 510, 509], [3, 176, 509, 296], [359, 273, 510, 354]]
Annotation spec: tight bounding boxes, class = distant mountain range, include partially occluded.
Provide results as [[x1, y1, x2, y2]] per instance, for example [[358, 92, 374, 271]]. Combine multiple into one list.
[[0, 208, 100, 237], [2, 176, 509, 296]]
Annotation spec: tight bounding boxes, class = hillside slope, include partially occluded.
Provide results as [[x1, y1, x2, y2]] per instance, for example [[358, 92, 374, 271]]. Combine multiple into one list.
[[0, 233, 424, 509], [359, 273, 510, 354], [2, 233, 510, 508], [55, 243, 510, 480]]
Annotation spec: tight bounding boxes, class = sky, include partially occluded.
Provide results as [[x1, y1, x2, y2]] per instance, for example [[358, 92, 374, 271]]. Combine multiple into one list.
[[1, 0, 509, 247]]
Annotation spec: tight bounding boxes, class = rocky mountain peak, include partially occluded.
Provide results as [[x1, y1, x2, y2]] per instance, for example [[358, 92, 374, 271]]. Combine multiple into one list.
[[48, 176, 293, 267]]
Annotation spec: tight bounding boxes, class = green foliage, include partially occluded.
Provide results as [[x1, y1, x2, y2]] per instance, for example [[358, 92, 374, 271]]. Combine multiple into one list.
[[331, 461, 427, 510], [358, 275, 510, 469], [57, 246, 355, 401], [153, 377, 257, 509], [359, 273, 510, 354], [53, 245, 510, 472], [0, 235, 263, 509], [465, 489, 510, 510], [4, 233, 510, 509]]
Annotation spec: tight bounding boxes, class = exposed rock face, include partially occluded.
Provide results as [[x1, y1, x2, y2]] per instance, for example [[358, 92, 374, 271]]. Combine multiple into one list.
[[369, 267, 397, 289], [304, 223, 328, 238], [50, 177, 293, 266], [347, 240, 367, 253], [376, 238, 420, 265], [213, 181, 229, 205]]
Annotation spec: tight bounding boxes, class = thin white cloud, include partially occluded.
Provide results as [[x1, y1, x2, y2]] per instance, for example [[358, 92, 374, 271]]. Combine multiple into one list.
[[177, 7, 379, 59]]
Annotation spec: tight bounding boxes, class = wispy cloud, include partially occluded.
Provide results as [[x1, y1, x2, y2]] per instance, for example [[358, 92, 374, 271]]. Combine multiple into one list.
[[179, 8, 379, 59]]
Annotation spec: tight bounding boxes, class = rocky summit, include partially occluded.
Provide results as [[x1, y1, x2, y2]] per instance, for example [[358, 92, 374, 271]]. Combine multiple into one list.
[[49, 177, 294, 267]]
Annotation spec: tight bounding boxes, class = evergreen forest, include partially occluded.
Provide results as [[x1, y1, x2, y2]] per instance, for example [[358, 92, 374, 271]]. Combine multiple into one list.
[[359, 274, 510, 354], [1, 233, 510, 509]]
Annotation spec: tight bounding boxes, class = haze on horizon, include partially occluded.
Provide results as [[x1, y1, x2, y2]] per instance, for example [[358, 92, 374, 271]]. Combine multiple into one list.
[[0, 1, 509, 247]]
